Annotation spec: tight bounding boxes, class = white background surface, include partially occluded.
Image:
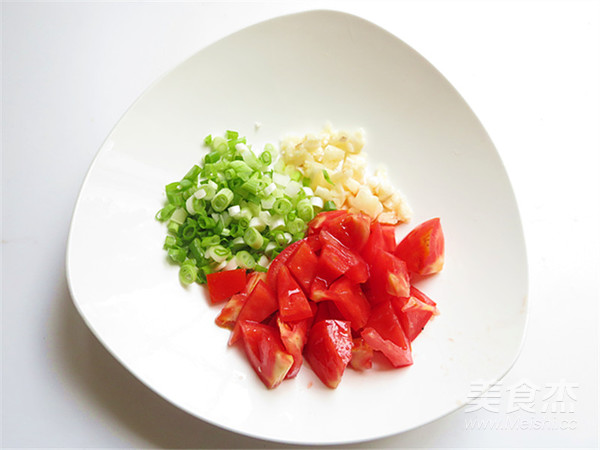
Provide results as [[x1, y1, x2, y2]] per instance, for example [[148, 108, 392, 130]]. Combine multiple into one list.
[[1, 1, 598, 448]]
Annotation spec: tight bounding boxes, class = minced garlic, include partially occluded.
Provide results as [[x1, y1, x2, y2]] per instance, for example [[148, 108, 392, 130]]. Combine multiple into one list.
[[280, 124, 412, 224]]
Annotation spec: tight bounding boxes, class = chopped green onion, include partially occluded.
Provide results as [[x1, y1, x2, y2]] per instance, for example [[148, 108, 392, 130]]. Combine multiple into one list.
[[273, 198, 292, 216], [235, 251, 256, 269], [179, 261, 198, 285], [323, 169, 335, 186], [211, 188, 234, 212], [296, 198, 314, 222], [323, 200, 337, 211], [244, 227, 264, 250], [155, 204, 176, 222], [254, 264, 268, 272], [288, 217, 306, 235], [168, 247, 187, 264]]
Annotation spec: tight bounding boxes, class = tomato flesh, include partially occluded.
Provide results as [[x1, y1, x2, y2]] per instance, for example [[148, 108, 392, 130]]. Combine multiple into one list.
[[395, 218, 445, 275], [267, 238, 304, 288], [350, 337, 373, 371], [365, 248, 410, 301], [277, 266, 313, 322], [361, 301, 413, 367], [230, 279, 278, 345], [215, 292, 247, 329], [206, 269, 247, 304], [286, 240, 318, 295], [393, 285, 438, 341], [327, 276, 371, 331], [321, 212, 371, 252], [304, 320, 353, 389], [239, 320, 294, 389], [277, 312, 313, 379]]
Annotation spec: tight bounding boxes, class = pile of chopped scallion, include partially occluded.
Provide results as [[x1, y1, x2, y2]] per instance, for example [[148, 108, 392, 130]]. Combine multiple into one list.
[[156, 130, 336, 285]]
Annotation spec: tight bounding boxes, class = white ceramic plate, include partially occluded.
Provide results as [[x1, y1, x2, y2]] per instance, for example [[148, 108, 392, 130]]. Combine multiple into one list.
[[66, 10, 528, 445]]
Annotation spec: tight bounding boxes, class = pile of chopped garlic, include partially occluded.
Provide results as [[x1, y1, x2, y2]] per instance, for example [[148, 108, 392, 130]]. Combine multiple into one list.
[[279, 124, 412, 224]]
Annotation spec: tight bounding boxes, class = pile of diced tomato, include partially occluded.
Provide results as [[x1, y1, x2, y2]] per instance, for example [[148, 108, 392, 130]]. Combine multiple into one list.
[[207, 211, 445, 389]]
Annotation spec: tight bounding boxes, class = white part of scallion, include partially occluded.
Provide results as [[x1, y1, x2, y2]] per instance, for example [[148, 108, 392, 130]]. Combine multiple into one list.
[[249, 216, 266, 232], [273, 172, 290, 187], [264, 183, 276, 196], [302, 186, 315, 196], [170, 207, 188, 225], [258, 254, 270, 268], [235, 143, 250, 152], [228, 204, 241, 217], [269, 216, 286, 230], [224, 258, 239, 271], [194, 189, 207, 199], [185, 195, 196, 215], [261, 197, 275, 210], [265, 242, 277, 253], [213, 260, 228, 271], [310, 196, 324, 208], [284, 180, 302, 197], [283, 232, 292, 244]]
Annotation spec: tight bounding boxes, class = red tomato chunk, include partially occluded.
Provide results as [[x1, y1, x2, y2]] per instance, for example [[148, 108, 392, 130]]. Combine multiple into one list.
[[213, 212, 445, 389], [206, 269, 247, 304]]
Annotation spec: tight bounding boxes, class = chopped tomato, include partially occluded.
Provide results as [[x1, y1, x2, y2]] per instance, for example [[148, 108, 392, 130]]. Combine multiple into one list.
[[304, 320, 353, 389], [244, 271, 267, 295], [327, 276, 371, 331], [365, 248, 410, 301], [381, 224, 397, 252], [277, 266, 313, 322], [317, 231, 369, 283], [229, 279, 278, 345], [266, 238, 304, 289], [361, 301, 412, 368], [393, 286, 438, 341], [312, 300, 345, 323], [286, 240, 318, 294], [321, 212, 371, 252], [215, 292, 247, 329], [350, 337, 373, 371], [206, 269, 247, 304], [307, 210, 348, 236], [309, 276, 336, 303], [276, 310, 314, 379], [361, 221, 388, 263], [395, 218, 445, 275], [239, 320, 294, 389]]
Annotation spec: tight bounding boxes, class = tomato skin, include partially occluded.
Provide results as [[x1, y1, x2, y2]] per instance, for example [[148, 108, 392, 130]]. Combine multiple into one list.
[[309, 277, 337, 303], [322, 213, 371, 252], [307, 210, 348, 236], [393, 286, 438, 341], [361, 221, 388, 263], [229, 280, 278, 345], [276, 310, 314, 379], [206, 269, 247, 304], [327, 276, 371, 331], [286, 240, 318, 295], [312, 300, 345, 323], [317, 230, 369, 284], [350, 337, 373, 371], [361, 301, 413, 368], [266, 238, 305, 289], [365, 248, 410, 301], [277, 266, 313, 322], [304, 320, 353, 389], [381, 225, 397, 252], [239, 320, 294, 389], [215, 292, 247, 329], [395, 218, 445, 275]]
